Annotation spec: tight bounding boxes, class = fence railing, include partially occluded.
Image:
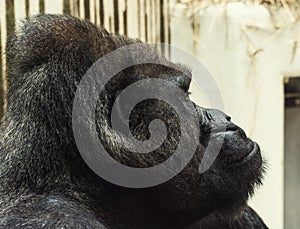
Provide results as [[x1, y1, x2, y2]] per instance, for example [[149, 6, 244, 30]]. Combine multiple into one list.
[[0, 0, 171, 119]]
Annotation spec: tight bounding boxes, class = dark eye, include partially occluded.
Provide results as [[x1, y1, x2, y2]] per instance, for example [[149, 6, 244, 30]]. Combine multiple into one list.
[[169, 75, 191, 93]]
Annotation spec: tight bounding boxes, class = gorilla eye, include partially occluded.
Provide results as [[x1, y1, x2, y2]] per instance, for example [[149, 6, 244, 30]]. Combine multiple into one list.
[[169, 75, 191, 93]]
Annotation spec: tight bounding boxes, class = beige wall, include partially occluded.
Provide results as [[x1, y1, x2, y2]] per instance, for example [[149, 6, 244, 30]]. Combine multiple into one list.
[[171, 2, 300, 229]]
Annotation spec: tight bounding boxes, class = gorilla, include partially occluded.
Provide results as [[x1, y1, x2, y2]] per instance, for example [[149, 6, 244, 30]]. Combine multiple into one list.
[[0, 14, 267, 228]]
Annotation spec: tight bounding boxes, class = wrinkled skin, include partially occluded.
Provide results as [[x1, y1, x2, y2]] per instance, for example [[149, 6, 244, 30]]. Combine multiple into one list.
[[0, 14, 266, 228]]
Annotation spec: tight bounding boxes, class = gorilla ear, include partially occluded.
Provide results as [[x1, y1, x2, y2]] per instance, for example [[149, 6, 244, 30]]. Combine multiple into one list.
[[168, 75, 191, 93]]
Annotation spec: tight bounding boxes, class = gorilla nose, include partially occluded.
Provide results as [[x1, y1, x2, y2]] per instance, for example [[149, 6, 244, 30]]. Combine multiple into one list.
[[201, 108, 247, 138]]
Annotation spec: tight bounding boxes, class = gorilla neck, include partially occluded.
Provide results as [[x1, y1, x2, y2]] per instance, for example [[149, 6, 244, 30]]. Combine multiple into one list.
[[72, 182, 206, 229]]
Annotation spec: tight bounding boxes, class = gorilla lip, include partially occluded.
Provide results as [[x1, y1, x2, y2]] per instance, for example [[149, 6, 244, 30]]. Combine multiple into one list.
[[238, 142, 260, 165]]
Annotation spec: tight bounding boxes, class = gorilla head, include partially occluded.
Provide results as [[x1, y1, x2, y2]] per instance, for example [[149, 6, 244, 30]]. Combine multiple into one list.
[[0, 14, 265, 229]]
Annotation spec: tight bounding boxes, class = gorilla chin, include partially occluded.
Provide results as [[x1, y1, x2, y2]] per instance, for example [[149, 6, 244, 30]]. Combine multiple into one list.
[[0, 14, 266, 229]]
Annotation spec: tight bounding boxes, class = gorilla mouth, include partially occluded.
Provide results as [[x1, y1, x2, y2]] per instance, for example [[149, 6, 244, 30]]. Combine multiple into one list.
[[236, 142, 260, 165]]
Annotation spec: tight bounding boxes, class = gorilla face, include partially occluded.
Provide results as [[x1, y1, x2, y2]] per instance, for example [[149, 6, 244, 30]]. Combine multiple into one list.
[[91, 61, 264, 225], [1, 14, 265, 229]]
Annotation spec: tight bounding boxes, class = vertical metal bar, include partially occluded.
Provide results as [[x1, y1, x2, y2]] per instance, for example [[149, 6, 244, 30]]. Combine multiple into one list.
[[167, 0, 170, 56], [123, 0, 127, 35], [6, 0, 15, 37], [99, 0, 104, 26], [25, 0, 29, 17], [5, 0, 14, 107], [39, 0, 45, 13], [0, 0, 7, 116], [71, 0, 80, 17], [160, 0, 164, 43], [84, 0, 90, 20], [0, 25, 4, 120], [114, 0, 119, 34], [144, 0, 148, 42], [63, 0, 71, 14]]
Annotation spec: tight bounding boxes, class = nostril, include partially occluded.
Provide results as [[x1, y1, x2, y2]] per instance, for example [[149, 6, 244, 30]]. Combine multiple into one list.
[[226, 123, 238, 132], [226, 116, 231, 122]]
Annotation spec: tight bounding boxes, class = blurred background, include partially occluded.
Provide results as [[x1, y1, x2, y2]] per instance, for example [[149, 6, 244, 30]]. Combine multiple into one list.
[[1, 0, 300, 228]]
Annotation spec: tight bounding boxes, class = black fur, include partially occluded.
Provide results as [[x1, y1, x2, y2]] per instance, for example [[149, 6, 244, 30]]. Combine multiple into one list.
[[0, 14, 266, 228], [189, 206, 267, 228]]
